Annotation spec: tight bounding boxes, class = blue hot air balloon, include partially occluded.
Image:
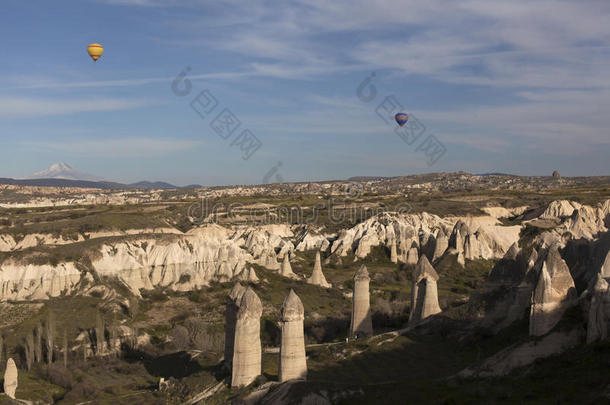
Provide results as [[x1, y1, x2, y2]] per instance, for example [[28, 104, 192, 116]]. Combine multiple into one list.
[[395, 113, 409, 127]]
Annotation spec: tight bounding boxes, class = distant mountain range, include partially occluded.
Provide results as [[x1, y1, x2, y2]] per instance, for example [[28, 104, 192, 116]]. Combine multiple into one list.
[[0, 163, 201, 190]]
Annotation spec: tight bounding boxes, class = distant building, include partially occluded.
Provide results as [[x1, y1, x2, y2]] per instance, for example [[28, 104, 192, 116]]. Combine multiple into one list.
[[552, 170, 561, 179]]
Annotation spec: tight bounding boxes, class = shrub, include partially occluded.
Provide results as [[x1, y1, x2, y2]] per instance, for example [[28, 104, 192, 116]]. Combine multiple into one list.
[[46, 364, 74, 389], [170, 325, 190, 351]]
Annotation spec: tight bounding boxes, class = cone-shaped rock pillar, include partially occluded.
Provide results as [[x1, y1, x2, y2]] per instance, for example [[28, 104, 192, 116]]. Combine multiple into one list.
[[307, 251, 331, 288], [279, 289, 307, 382], [390, 239, 398, 264], [406, 247, 419, 265], [224, 282, 246, 368], [350, 265, 373, 337], [409, 255, 441, 324], [280, 254, 297, 279], [231, 287, 263, 387], [432, 228, 449, 261], [529, 246, 576, 336], [3, 358, 17, 399]]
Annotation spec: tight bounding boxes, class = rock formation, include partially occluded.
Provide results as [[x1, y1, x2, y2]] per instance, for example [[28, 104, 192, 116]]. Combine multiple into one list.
[[529, 246, 577, 336], [307, 251, 331, 288], [539, 200, 582, 220], [481, 244, 537, 331], [232, 287, 263, 387], [406, 247, 419, 265], [432, 228, 449, 261], [279, 290, 307, 382], [3, 358, 17, 399], [409, 256, 441, 324], [485, 243, 526, 291], [280, 254, 297, 279], [236, 266, 259, 283], [224, 282, 246, 368], [350, 265, 373, 337]]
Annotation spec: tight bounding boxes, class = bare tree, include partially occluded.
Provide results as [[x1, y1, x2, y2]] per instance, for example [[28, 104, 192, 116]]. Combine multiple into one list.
[[35, 321, 43, 363], [95, 310, 105, 355], [63, 329, 68, 368], [110, 319, 117, 356], [46, 311, 56, 364], [133, 327, 139, 350], [24, 332, 34, 370]]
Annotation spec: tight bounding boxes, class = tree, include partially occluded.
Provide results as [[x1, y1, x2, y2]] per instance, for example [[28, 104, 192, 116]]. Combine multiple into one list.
[[63, 329, 68, 368], [46, 311, 56, 364], [95, 310, 105, 355], [35, 322, 43, 363], [24, 331, 35, 370]]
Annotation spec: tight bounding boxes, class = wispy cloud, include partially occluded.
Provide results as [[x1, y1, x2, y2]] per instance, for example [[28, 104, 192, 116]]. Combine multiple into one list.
[[0, 97, 153, 117], [27, 137, 200, 157]]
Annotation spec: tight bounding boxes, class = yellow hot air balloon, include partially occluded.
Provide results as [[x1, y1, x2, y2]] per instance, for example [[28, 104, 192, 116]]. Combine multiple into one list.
[[87, 43, 104, 62]]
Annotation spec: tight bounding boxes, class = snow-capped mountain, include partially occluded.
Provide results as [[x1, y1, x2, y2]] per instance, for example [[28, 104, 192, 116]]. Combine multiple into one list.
[[25, 163, 104, 181]]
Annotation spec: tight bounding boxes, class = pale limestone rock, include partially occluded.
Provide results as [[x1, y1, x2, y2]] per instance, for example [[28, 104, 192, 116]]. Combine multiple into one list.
[[280, 254, 298, 279], [295, 228, 330, 252], [261, 248, 280, 271], [409, 256, 441, 324], [529, 247, 577, 336], [3, 358, 17, 399], [232, 287, 263, 387], [0, 262, 81, 301], [406, 247, 419, 265], [234, 265, 258, 283], [450, 220, 470, 251], [279, 290, 307, 382], [225, 282, 246, 368], [539, 200, 582, 220], [463, 233, 479, 260], [307, 251, 331, 288], [350, 265, 373, 337], [330, 212, 452, 259], [389, 238, 398, 264], [216, 261, 233, 283], [432, 228, 449, 261], [448, 216, 520, 262], [481, 206, 528, 219], [561, 205, 608, 240]]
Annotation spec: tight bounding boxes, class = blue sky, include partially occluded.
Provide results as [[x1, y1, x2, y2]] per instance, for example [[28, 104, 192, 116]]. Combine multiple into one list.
[[1, 0, 610, 186]]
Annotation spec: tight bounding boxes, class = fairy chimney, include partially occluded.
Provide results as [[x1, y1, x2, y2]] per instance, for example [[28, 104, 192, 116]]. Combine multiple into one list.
[[279, 290, 307, 382], [307, 251, 331, 288], [529, 246, 576, 336], [231, 287, 263, 387], [3, 358, 18, 399], [280, 254, 297, 279], [224, 282, 246, 368], [350, 265, 373, 337], [409, 255, 441, 324]]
